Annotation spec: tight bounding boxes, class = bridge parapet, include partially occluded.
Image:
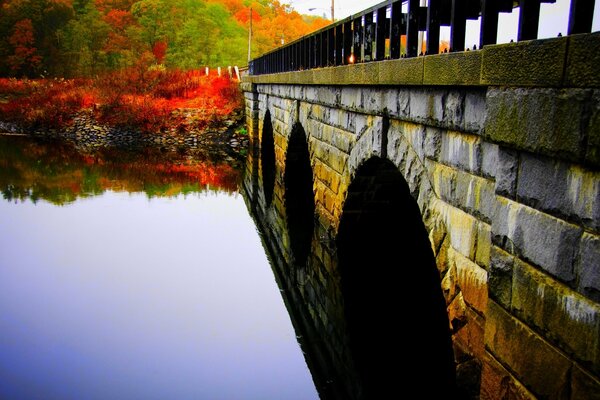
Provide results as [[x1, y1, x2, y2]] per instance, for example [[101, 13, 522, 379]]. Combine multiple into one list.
[[242, 31, 599, 399]]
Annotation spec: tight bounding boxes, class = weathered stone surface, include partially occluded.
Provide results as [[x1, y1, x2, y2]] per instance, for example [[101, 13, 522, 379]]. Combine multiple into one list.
[[424, 51, 482, 86], [587, 91, 600, 166], [571, 364, 600, 400], [485, 301, 572, 398], [489, 246, 514, 309], [493, 197, 582, 283], [439, 131, 482, 175], [578, 233, 600, 303], [424, 126, 442, 160], [432, 198, 478, 261], [485, 88, 590, 164], [516, 153, 600, 231], [481, 142, 498, 179], [512, 258, 600, 374], [565, 32, 600, 88], [378, 57, 424, 85], [451, 247, 488, 314], [476, 222, 491, 269], [430, 158, 496, 223], [454, 304, 486, 361], [481, 36, 567, 87], [495, 147, 518, 198], [480, 351, 536, 400], [464, 90, 487, 134]]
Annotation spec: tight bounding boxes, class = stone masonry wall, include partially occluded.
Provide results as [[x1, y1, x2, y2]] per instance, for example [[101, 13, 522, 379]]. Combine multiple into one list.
[[242, 77, 600, 399]]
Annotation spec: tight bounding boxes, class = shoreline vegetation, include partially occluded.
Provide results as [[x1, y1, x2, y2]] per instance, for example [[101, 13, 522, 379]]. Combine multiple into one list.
[[0, 70, 242, 133]]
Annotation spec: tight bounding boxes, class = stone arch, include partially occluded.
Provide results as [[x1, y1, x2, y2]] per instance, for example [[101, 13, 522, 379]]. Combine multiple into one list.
[[261, 109, 276, 207], [336, 156, 455, 397], [284, 122, 315, 267]]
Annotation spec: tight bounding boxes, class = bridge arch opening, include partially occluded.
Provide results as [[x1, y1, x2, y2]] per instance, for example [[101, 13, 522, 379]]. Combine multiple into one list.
[[261, 110, 275, 206], [337, 157, 455, 397], [284, 123, 314, 267]]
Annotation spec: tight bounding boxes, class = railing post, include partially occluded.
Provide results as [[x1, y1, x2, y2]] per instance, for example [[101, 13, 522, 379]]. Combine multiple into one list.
[[480, 0, 499, 47], [328, 27, 336, 66], [376, 6, 388, 60], [343, 20, 353, 64], [336, 24, 344, 65], [427, 0, 441, 54], [407, 0, 420, 57], [364, 12, 375, 61], [518, 0, 541, 41], [450, 0, 466, 52], [353, 16, 364, 62], [390, 1, 403, 58], [569, 0, 596, 34]]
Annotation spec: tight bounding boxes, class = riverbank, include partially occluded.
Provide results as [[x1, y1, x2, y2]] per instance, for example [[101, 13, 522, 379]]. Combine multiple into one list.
[[0, 72, 247, 155]]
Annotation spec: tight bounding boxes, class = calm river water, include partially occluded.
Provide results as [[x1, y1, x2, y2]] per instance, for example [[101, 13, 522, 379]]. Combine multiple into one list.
[[0, 136, 318, 399]]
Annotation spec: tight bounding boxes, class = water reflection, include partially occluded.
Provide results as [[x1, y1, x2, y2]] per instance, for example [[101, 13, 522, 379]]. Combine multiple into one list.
[[243, 141, 455, 399], [0, 136, 318, 400], [0, 136, 242, 204]]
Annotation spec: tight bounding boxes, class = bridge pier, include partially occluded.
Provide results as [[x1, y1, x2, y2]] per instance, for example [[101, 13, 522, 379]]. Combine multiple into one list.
[[242, 33, 600, 399]]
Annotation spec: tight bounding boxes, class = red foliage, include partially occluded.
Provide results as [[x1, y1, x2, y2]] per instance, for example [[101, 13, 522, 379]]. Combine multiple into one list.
[[152, 41, 168, 65], [0, 69, 242, 133], [7, 19, 42, 75]]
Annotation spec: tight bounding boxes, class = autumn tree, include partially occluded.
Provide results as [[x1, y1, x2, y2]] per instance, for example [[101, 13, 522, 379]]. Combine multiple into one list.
[[7, 19, 41, 76]]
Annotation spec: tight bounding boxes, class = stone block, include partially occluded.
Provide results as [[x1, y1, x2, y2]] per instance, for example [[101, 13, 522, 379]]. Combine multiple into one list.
[[489, 246, 514, 309], [339, 87, 362, 110], [485, 87, 590, 163], [485, 301, 572, 398], [578, 233, 600, 303], [454, 305, 486, 361], [476, 222, 491, 269], [361, 88, 384, 114], [453, 248, 488, 314], [587, 90, 600, 167], [442, 91, 465, 131], [571, 364, 600, 400], [423, 51, 483, 86], [424, 126, 442, 160], [480, 351, 536, 400], [378, 57, 424, 85], [512, 258, 600, 374], [381, 88, 400, 116], [464, 89, 487, 134], [439, 131, 482, 175], [431, 198, 478, 261], [565, 32, 600, 88], [481, 36, 567, 86], [495, 147, 518, 198], [409, 89, 434, 124], [493, 197, 582, 283], [516, 153, 600, 231], [481, 142, 499, 179]]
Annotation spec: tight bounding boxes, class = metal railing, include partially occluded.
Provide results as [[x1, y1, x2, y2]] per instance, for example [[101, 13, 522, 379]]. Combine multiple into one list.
[[249, 0, 596, 75]]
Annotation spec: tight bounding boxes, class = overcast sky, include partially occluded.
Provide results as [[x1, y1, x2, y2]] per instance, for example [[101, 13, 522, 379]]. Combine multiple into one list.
[[289, 0, 600, 47]]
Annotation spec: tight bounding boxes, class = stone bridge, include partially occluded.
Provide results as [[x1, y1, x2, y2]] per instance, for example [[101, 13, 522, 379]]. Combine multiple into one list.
[[240, 7, 600, 399]]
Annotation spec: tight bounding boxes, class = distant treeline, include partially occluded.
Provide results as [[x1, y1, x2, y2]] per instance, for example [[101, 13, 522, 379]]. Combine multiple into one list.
[[0, 0, 328, 77]]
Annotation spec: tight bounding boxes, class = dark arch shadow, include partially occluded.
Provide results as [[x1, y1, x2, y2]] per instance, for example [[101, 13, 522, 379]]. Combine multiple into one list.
[[337, 157, 456, 399], [261, 110, 275, 207], [284, 123, 315, 267]]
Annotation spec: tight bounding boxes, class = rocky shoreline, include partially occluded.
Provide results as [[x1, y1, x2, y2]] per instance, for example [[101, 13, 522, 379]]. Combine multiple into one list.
[[0, 109, 249, 156]]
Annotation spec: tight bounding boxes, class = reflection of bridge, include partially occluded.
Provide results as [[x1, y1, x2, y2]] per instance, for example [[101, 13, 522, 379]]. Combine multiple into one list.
[[241, 1, 599, 398]]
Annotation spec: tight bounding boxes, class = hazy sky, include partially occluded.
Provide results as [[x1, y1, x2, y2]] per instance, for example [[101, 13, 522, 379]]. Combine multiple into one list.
[[290, 0, 600, 46]]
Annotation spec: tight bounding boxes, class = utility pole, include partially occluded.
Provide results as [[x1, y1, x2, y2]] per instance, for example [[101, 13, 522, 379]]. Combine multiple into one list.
[[331, 0, 334, 21], [247, 8, 253, 63]]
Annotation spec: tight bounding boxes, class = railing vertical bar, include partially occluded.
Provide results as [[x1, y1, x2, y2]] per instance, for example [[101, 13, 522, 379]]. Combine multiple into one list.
[[518, 0, 541, 41], [336, 24, 344, 65], [328, 28, 336, 66], [353, 16, 364, 62], [321, 31, 327, 67], [427, 0, 441, 54], [569, 0, 595, 34], [407, 0, 420, 57], [364, 12, 375, 61], [480, 0, 500, 47], [450, 0, 466, 52], [390, 1, 402, 58], [343, 20, 353, 64], [376, 6, 388, 59]]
